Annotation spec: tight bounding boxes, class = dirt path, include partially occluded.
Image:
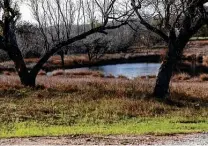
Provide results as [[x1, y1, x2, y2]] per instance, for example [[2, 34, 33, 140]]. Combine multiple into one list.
[[0, 133, 207, 145]]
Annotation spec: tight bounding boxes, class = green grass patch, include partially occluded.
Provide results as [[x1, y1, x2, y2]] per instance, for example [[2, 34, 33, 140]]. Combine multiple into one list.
[[0, 117, 207, 138], [190, 37, 208, 41]]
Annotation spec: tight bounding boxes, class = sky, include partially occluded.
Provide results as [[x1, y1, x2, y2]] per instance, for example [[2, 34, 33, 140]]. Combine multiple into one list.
[[19, 2, 208, 23], [19, 4, 35, 23]]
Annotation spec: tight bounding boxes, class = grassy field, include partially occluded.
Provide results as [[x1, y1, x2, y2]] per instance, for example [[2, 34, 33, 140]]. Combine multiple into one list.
[[0, 73, 207, 138]]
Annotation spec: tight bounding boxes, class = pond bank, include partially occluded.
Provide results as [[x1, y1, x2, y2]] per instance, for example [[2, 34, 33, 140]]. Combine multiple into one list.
[[0, 54, 161, 72], [0, 53, 206, 75]]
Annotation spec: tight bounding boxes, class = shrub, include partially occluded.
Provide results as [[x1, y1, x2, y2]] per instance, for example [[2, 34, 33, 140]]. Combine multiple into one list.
[[118, 75, 128, 79], [106, 74, 115, 78], [25, 50, 41, 59], [200, 74, 208, 81]]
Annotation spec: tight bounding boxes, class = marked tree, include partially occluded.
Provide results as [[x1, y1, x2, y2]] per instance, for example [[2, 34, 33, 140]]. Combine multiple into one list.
[[131, 0, 208, 98]]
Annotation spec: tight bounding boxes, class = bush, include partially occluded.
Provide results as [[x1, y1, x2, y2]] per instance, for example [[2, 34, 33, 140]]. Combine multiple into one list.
[[118, 75, 128, 79], [106, 74, 115, 78], [25, 50, 42, 58], [200, 74, 208, 81]]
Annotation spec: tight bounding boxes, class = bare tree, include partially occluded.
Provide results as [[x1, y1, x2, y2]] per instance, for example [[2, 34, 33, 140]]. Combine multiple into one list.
[[114, 26, 139, 53], [83, 36, 110, 61], [131, 0, 208, 98], [0, 0, 134, 86], [16, 22, 44, 58]]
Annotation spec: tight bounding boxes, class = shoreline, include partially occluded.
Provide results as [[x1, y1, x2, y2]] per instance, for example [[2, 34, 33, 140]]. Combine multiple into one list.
[[0, 54, 161, 72]]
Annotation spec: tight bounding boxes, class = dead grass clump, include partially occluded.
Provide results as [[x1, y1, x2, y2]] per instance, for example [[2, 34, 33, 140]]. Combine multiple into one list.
[[24, 58, 39, 63], [52, 69, 65, 76], [147, 75, 157, 79], [65, 70, 105, 78], [140, 76, 146, 79], [51, 60, 62, 65], [106, 74, 115, 78], [200, 74, 208, 81], [122, 99, 168, 117], [92, 71, 105, 78], [3, 71, 11, 76], [66, 71, 92, 76], [38, 70, 46, 76], [117, 75, 128, 80], [173, 73, 191, 81], [55, 84, 79, 92]]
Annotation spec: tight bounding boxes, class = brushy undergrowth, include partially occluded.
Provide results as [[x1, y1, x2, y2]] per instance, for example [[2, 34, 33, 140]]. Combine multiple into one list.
[[172, 73, 191, 81], [0, 75, 207, 137], [200, 73, 208, 81]]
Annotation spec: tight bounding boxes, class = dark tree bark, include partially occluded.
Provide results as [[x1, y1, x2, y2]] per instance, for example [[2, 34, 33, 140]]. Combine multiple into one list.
[[153, 42, 179, 98], [57, 51, 65, 69], [131, 0, 208, 99], [154, 61, 174, 98]]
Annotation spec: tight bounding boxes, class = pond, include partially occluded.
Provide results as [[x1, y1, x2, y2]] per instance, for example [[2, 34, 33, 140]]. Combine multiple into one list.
[[46, 61, 208, 78], [84, 63, 161, 79]]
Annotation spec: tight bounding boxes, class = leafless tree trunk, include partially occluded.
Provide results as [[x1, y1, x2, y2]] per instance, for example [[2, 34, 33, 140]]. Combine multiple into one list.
[[131, 0, 208, 98]]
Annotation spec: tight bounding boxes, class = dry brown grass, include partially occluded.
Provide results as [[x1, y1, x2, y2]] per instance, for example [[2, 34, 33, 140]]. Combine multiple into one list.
[[24, 58, 40, 63], [48, 55, 89, 66], [172, 73, 191, 81], [92, 71, 105, 77], [38, 70, 47, 76], [203, 56, 208, 65], [51, 69, 65, 76], [106, 74, 115, 78], [50, 69, 105, 78], [117, 75, 129, 80], [0, 75, 207, 126], [3, 71, 12, 76]]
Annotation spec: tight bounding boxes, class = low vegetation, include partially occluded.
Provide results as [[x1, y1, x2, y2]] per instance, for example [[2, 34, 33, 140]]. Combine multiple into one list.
[[172, 73, 191, 81], [200, 74, 208, 81], [0, 74, 207, 138]]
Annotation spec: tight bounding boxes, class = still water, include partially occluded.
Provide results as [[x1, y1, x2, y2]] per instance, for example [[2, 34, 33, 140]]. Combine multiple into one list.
[[86, 63, 161, 79]]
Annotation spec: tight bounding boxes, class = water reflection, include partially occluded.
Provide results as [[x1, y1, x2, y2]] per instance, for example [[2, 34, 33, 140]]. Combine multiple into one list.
[[88, 63, 161, 79]]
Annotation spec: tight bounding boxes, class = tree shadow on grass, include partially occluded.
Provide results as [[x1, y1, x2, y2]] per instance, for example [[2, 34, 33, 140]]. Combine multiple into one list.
[[156, 91, 208, 108]]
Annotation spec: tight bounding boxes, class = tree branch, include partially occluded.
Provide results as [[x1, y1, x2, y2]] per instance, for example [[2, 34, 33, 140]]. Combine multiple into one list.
[[131, 0, 169, 43]]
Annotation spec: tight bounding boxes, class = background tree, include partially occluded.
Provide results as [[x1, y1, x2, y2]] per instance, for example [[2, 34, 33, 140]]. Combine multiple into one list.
[[195, 25, 208, 37], [107, 24, 139, 53], [83, 36, 110, 61], [131, 0, 208, 98], [16, 22, 44, 58]]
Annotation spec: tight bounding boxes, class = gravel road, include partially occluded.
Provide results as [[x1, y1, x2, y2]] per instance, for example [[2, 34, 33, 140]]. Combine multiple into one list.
[[0, 133, 207, 145]]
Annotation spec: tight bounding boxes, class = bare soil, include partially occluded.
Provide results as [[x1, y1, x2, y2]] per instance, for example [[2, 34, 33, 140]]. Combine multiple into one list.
[[0, 133, 207, 145]]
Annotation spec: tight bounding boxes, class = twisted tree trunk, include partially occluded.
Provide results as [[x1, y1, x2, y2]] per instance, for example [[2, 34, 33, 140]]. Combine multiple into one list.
[[154, 41, 180, 98]]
